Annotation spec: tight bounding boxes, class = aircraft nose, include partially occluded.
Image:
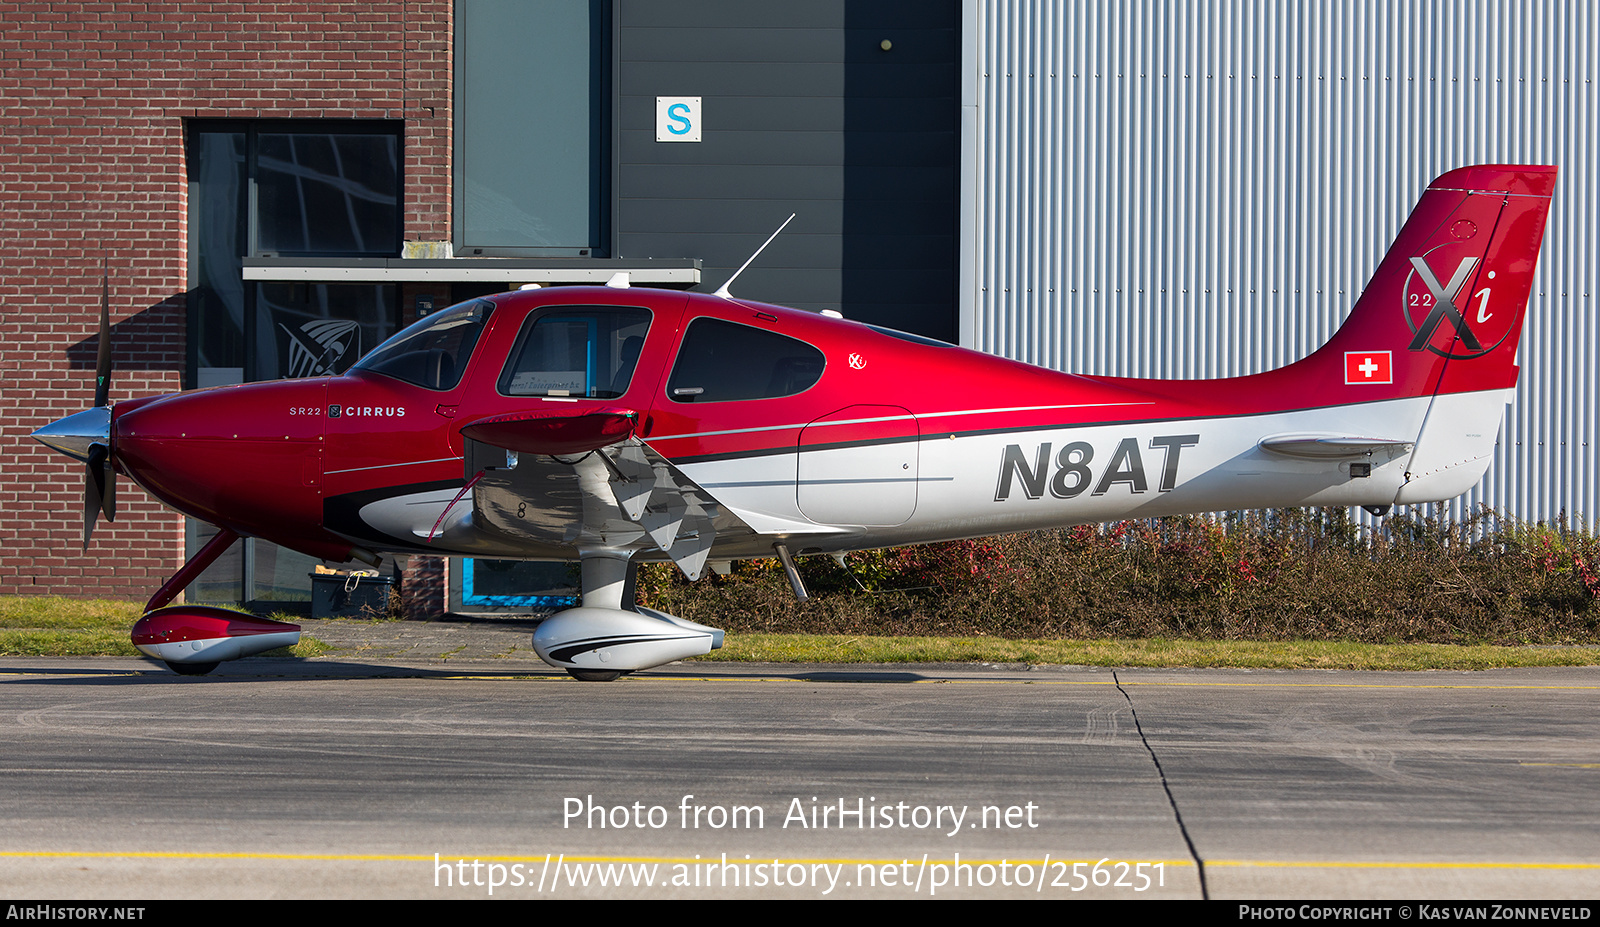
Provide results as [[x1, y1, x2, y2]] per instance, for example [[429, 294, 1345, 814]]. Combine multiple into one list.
[[112, 381, 329, 540], [31, 406, 111, 463]]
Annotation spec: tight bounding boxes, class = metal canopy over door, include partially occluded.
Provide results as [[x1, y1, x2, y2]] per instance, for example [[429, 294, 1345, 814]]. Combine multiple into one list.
[[796, 404, 919, 526]]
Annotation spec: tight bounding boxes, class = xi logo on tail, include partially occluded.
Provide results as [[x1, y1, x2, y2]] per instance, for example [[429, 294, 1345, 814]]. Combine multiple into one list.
[[1403, 248, 1511, 360]]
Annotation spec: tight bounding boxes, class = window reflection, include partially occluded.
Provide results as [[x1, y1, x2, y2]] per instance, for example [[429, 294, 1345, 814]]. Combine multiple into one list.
[[356, 299, 495, 391], [256, 132, 400, 256], [261, 282, 397, 379]]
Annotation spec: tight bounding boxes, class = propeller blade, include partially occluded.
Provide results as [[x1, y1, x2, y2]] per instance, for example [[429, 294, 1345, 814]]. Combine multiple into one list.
[[94, 265, 111, 408], [82, 266, 117, 546], [84, 447, 107, 549], [100, 451, 116, 524]]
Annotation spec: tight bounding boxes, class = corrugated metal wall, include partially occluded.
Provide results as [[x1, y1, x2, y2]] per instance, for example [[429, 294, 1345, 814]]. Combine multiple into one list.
[[960, 0, 1599, 524]]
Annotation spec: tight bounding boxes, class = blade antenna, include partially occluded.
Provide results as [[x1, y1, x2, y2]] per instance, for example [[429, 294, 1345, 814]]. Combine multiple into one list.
[[714, 213, 796, 299]]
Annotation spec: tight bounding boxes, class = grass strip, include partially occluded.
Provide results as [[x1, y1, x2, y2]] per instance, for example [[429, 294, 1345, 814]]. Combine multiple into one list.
[[0, 597, 324, 659], [695, 634, 1600, 671], [0, 596, 143, 629], [3, 596, 1596, 670]]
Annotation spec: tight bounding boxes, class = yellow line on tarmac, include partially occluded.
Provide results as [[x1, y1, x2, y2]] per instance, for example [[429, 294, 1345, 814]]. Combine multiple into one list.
[[627, 675, 1600, 692], [1109, 680, 1600, 691], [1, 850, 1190, 869], [1209, 859, 1600, 871], [4, 850, 1595, 872], [2, 850, 435, 862], [0, 669, 145, 679]]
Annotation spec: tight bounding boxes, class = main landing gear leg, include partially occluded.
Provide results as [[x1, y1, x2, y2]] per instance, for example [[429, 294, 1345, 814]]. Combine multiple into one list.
[[531, 548, 724, 681], [130, 527, 302, 676], [568, 553, 633, 682], [580, 551, 633, 611]]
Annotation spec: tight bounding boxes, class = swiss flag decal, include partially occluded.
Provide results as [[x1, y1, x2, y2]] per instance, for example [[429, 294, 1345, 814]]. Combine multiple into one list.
[[1344, 351, 1393, 385]]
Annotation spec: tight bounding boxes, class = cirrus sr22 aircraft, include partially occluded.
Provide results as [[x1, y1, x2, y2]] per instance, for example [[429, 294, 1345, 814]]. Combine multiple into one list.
[[33, 164, 1556, 679]]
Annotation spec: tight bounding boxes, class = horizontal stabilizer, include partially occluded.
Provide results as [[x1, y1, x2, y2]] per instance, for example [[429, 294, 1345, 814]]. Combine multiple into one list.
[[1259, 434, 1414, 459]]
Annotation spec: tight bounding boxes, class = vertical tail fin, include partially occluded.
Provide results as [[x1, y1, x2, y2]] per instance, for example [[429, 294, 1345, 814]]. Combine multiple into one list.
[[1313, 164, 1557, 399], [1314, 165, 1557, 501], [1091, 166, 1556, 505]]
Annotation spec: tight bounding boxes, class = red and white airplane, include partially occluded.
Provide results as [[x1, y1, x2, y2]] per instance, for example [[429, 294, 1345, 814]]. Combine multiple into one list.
[[33, 164, 1556, 678]]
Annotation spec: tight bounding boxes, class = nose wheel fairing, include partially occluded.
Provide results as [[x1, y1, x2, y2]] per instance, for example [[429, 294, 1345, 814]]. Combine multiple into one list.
[[130, 528, 302, 676], [132, 606, 302, 671]]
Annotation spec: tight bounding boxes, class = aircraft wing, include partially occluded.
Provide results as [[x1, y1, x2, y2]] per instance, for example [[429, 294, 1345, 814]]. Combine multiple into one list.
[[459, 409, 756, 580]]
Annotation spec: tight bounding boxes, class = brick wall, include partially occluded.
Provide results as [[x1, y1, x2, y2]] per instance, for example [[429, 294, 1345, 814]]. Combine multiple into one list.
[[0, 2, 451, 599], [401, 554, 447, 620]]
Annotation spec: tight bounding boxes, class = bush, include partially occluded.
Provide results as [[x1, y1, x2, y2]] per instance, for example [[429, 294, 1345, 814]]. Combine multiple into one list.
[[636, 507, 1600, 645]]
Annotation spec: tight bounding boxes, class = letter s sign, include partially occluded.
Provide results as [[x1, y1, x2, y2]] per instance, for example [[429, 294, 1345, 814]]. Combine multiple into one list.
[[667, 104, 692, 133], [656, 96, 702, 142]]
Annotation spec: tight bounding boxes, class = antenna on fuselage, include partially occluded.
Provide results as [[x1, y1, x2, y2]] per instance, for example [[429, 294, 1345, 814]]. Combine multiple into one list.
[[713, 213, 796, 299]]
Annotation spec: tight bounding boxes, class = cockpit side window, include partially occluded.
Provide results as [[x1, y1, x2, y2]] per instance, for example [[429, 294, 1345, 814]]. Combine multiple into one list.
[[497, 306, 653, 399], [666, 317, 825, 403], [351, 298, 493, 391]]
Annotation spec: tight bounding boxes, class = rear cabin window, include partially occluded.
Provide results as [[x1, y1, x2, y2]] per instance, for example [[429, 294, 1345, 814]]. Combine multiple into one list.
[[498, 306, 652, 398], [666, 317, 825, 403]]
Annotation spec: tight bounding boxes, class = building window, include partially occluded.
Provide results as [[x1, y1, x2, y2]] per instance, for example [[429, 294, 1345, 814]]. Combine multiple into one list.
[[252, 130, 402, 257], [455, 0, 610, 256], [187, 120, 402, 386], [185, 120, 403, 604]]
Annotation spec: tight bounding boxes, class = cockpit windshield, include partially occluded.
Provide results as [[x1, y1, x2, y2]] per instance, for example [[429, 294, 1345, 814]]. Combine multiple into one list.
[[351, 298, 495, 391]]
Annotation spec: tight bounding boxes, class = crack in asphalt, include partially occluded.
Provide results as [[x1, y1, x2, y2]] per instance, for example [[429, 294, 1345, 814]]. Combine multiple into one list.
[[1113, 669, 1208, 899]]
